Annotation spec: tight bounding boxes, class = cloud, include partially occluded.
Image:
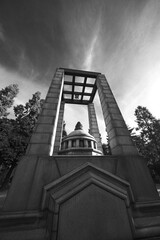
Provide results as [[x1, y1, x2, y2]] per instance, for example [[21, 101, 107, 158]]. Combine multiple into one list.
[[0, 23, 5, 42], [0, 0, 160, 142], [0, 65, 48, 118], [83, 31, 98, 71]]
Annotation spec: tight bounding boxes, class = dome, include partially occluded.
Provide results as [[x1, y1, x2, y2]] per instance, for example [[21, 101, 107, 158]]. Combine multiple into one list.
[[64, 129, 95, 140], [58, 122, 102, 156]]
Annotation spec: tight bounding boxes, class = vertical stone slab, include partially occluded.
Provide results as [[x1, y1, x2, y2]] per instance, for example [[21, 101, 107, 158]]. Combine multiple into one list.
[[26, 68, 64, 155], [88, 103, 103, 153], [53, 101, 65, 155], [96, 74, 137, 155]]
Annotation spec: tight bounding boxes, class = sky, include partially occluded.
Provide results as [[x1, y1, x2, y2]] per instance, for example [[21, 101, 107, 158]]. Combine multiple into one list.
[[0, 0, 160, 142]]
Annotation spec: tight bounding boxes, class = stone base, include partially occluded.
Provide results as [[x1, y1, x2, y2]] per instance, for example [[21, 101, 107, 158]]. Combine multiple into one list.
[[1, 155, 160, 239]]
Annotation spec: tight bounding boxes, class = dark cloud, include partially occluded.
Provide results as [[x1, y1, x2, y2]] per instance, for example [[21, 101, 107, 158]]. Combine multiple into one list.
[[0, 0, 104, 82], [0, 0, 160, 139]]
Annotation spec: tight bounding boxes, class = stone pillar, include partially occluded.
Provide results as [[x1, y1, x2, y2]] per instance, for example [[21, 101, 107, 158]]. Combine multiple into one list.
[[88, 103, 103, 153], [84, 140, 88, 148], [68, 140, 72, 148], [76, 139, 79, 147], [53, 101, 65, 155], [26, 68, 64, 156], [96, 74, 137, 155]]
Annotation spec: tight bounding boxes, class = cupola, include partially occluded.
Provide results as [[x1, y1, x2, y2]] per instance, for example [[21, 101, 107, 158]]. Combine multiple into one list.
[[58, 122, 102, 156]]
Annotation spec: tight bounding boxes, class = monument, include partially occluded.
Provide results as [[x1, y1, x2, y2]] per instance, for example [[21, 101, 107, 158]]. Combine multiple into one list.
[[1, 68, 160, 240]]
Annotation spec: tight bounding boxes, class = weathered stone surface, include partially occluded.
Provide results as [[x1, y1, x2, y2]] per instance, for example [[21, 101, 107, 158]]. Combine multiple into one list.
[[97, 74, 137, 155], [88, 103, 103, 153], [2, 69, 160, 240], [41, 109, 57, 116], [30, 133, 51, 144], [38, 116, 54, 124], [44, 163, 133, 240]]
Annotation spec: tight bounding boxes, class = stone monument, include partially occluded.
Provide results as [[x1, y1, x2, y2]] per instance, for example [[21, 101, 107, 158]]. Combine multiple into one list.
[[1, 68, 160, 240]]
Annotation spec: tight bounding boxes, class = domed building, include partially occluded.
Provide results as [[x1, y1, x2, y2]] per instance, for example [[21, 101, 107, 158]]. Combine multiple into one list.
[[59, 122, 102, 156]]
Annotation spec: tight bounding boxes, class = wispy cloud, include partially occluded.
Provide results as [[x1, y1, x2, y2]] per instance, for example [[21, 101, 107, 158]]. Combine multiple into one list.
[[0, 23, 5, 42], [83, 15, 101, 71]]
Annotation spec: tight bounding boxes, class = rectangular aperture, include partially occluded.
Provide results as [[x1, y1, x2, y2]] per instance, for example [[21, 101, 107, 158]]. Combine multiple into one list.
[[75, 76, 84, 83], [64, 84, 72, 91], [86, 78, 95, 84], [63, 94, 72, 99], [85, 87, 93, 93], [75, 86, 83, 92], [65, 75, 73, 82]]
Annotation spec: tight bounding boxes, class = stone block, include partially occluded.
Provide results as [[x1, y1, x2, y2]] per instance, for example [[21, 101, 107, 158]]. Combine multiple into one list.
[[38, 116, 54, 124], [45, 97, 54, 103], [103, 109, 110, 120], [43, 103, 58, 110], [27, 143, 51, 155], [53, 147, 60, 154], [48, 87, 60, 93], [115, 128, 130, 136], [108, 128, 130, 139], [109, 137, 118, 149], [108, 102, 118, 108], [45, 163, 133, 240], [47, 92, 59, 98], [102, 89, 112, 95], [104, 114, 112, 126], [41, 109, 57, 116], [101, 98, 108, 110], [109, 107, 120, 115], [45, 97, 59, 104], [36, 124, 54, 133], [53, 75, 61, 79], [48, 91, 60, 98], [108, 129, 116, 139], [112, 120, 127, 128], [92, 133, 101, 138], [52, 80, 61, 85], [117, 135, 133, 145], [111, 145, 123, 155], [112, 145, 138, 155], [30, 133, 51, 144], [50, 84, 61, 89], [105, 97, 116, 103], [54, 140, 61, 146], [121, 145, 138, 155], [111, 113, 123, 120], [90, 129, 100, 134]]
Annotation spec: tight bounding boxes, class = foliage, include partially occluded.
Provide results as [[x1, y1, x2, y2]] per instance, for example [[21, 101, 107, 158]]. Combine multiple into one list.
[[0, 84, 19, 118], [0, 88, 44, 189], [102, 136, 111, 155], [134, 106, 160, 183]]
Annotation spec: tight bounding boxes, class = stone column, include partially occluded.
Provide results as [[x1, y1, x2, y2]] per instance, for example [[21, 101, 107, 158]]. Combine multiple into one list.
[[53, 101, 65, 155], [84, 140, 88, 148], [96, 74, 137, 155], [26, 68, 64, 156], [76, 139, 79, 147], [88, 103, 103, 153]]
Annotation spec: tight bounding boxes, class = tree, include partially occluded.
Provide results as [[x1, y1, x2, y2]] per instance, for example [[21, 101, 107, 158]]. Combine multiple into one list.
[[0, 84, 19, 118], [0, 89, 44, 189], [134, 106, 160, 182]]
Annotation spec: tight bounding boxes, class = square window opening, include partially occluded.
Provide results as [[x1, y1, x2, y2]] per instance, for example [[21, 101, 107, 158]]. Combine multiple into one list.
[[64, 84, 72, 91], [75, 76, 84, 83], [85, 87, 93, 93], [86, 78, 95, 84], [64, 75, 73, 82], [75, 86, 83, 92]]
